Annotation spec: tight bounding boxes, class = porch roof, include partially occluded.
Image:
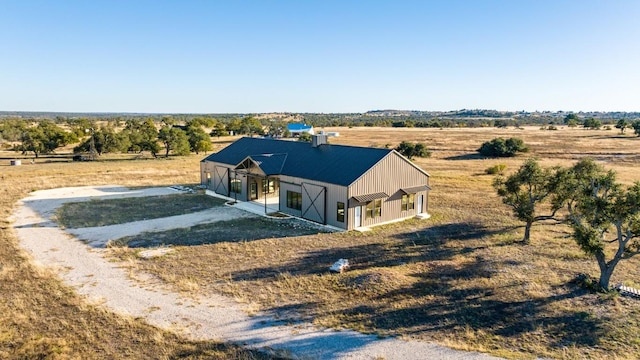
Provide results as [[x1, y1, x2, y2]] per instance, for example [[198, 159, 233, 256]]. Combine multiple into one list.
[[235, 153, 287, 176], [400, 185, 431, 194], [351, 192, 389, 203]]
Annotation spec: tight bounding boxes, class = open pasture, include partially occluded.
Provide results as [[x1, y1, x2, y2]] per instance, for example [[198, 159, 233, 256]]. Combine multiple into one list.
[[3, 125, 640, 359]]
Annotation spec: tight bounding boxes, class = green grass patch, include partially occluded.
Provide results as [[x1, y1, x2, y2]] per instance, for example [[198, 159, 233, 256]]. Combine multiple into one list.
[[112, 217, 326, 248], [56, 193, 225, 228]]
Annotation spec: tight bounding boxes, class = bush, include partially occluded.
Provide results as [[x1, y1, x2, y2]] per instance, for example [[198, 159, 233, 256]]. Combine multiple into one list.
[[485, 164, 507, 175], [478, 137, 529, 157], [395, 141, 431, 159]]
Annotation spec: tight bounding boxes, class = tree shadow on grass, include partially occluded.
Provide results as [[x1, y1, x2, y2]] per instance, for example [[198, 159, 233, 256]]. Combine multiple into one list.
[[443, 153, 488, 160], [229, 221, 609, 352], [351, 284, 603, 347], [231, 222, 513, 281]]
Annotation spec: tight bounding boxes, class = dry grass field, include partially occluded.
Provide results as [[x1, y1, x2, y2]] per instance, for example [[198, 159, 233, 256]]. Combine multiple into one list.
[[0, 153, 271, 359], [3, 125, 640, 359]]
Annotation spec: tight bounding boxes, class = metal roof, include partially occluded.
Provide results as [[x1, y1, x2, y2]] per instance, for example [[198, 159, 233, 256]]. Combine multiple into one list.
[[202, 137, 393, 186], [242, 153, 288, 176], [351, 192, 389, 203], [400, 185, 431, 194], [287, 123, 313, 131]]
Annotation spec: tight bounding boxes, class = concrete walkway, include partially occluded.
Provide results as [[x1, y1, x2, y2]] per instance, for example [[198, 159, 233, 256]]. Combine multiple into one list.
[[14, 186, 503, 360]]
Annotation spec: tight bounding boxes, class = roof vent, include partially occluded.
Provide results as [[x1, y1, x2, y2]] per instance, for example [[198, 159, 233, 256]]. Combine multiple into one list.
[[312, 134, 328, 147]]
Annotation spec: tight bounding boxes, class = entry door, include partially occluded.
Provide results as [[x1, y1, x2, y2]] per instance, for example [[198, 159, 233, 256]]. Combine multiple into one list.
[[250, 183, 258, 200], [417, 195, 423, 214], [354, 206, 362, 227]]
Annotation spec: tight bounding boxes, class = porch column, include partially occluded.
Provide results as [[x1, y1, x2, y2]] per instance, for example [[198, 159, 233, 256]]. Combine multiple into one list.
[[264, 176, 268, 214]]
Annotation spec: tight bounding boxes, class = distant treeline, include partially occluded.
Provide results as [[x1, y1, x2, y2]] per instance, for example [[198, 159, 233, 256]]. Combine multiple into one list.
[[2, 110, 640, 159], [2, 109, 639, 129]]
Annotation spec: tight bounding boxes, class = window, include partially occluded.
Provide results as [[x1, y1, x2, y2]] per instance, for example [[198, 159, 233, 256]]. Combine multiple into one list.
[[286, 190, 302, 210], [206, 172, 211, 186], [366, 199, 382, 219], [262, 178, 276, 194], [337, 202, 345, 222], [401, 193, 415, 211], [230, 179, 242, 193]]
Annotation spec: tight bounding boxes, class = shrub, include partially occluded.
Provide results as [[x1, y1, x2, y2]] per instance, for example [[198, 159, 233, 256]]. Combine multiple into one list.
[[395, 141, 431, 159], [478, 137, 529, 157], [485, 164, 507, 175]]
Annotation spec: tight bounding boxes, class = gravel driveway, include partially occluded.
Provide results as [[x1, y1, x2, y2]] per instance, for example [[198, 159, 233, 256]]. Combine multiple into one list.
[[14, 185, 502, 360]]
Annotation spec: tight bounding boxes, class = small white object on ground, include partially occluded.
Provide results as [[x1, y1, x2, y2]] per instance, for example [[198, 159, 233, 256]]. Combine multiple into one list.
[[138, 248, 174, 259], [330, 258, 350, 273]]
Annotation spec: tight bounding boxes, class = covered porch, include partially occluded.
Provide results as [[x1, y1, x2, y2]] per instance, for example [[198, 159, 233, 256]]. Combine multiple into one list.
[[234, 153, 286, 214]]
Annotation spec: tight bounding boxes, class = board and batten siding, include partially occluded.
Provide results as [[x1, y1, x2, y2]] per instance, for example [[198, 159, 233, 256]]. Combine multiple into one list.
[[279, 175, 349, 230], [348, 151, 430, 229]]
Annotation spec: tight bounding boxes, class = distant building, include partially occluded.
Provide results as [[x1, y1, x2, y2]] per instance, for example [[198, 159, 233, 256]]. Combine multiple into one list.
[[287, 123, 314, 136], [200, 135, 431, 230]]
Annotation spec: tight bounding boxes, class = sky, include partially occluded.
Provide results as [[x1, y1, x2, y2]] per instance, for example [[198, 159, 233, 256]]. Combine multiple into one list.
[[1, 1, 639, 114]]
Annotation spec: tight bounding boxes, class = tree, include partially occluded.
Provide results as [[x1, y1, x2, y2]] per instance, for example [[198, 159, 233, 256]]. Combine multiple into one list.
[[186, 124, 213, 154], [17, 121, 76, 158], [210, 123, 229, 138], [478, 137, 528, 157], [226, 118, 243, 135], [560, 159, 640, 290], [240, 116, 264, 136], [298, 132, 312, 142], [0, 119, 28, 143], [632, 120, 640, 136], [493, 159, 563, 244], [74, 125, 128, 156], [583, 117, 602, 130], [395, 141, 431, 160], [158, 126, 190, 157], [67, 118, 94, 138], [123, 119, 160, 157], [564, 113, 580, 124], [615, 119, 629, 134], [266, 120, 289, 138], [187, 117, 216, 128]]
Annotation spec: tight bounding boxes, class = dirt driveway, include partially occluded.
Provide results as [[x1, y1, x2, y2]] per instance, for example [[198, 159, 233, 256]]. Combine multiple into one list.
[[13, 185, 502, 360]]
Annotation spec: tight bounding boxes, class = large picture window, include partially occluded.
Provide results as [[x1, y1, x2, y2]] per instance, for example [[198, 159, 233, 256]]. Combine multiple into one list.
[[230, 179, 242, 193], [337, 202, 345, 222], [366, 199, 382, 219], [401, 193, 415, 211], [286, 190, 302, 210]]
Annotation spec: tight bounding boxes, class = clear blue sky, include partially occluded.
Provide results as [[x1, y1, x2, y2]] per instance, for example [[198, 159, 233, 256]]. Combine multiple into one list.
[[1, 1, 639, 113]]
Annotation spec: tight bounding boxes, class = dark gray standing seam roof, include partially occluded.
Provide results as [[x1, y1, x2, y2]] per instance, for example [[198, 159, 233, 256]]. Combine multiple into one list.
[[202, 137, 393, 187]]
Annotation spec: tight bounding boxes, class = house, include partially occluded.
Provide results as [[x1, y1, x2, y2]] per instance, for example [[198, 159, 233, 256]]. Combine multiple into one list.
[[287, 123, 315, 136], [200, 135, 430, 230]]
